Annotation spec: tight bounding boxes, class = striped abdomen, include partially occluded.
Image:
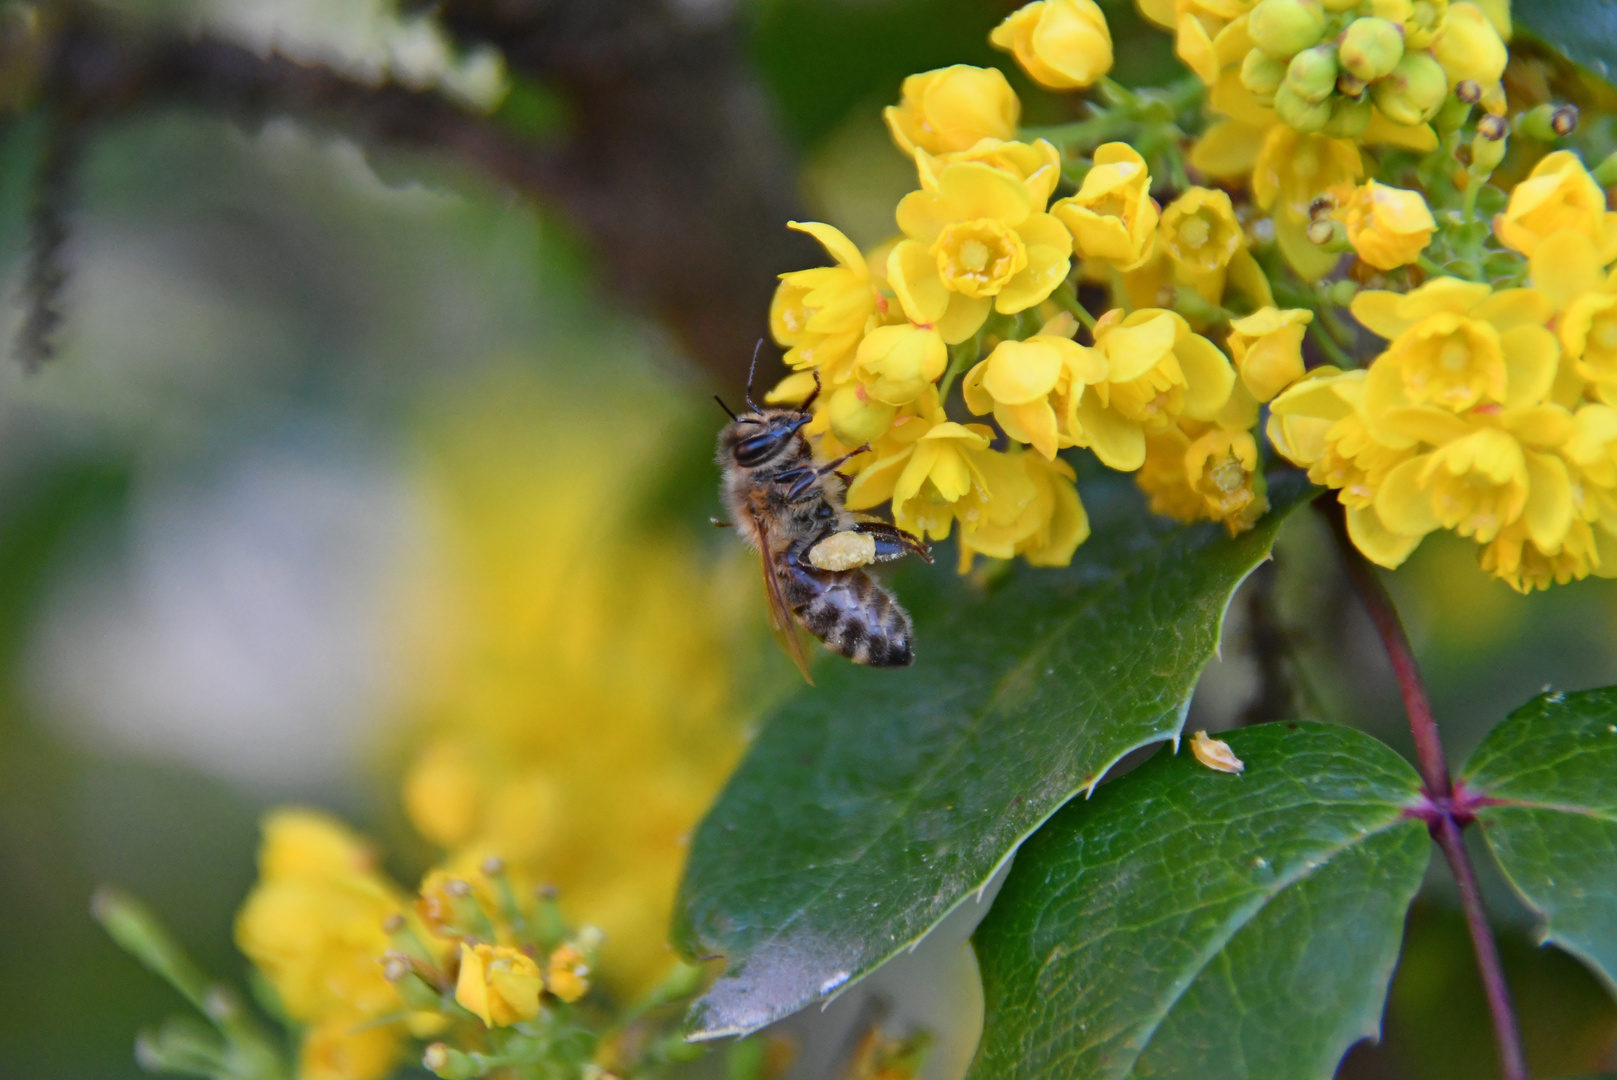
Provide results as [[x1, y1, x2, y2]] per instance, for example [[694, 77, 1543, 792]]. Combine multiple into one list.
[[779, 557, 914, 668]]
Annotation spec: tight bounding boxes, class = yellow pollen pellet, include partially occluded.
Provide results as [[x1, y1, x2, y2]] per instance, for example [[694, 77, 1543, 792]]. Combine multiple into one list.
[[809, 531, 877, 571], [1190, 730, 1245, 773]]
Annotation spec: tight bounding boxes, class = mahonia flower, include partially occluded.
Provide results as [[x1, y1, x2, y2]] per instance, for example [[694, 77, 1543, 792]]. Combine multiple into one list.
[[1067, 308, 1236, 470], [300, 1020, 401, 1080], [990, 0, 1113, 90], [956, 449, 1091, 569], [1137, 425, 1207, 522], [1432, 2, 1508, 89], [889, 159, 1073, 342], [1051, 143, 1158, 272], [854, 322, 948, 405], [456, 943, 543, 1027], [825, 382, 900, 445], [1227, 307, 1311, 402], [545, 943, 591, 1004], [962, 313, 1104, 458], [1156, 186, 1251, 303], [236, 810, 406, 1024], [1351, 277, 1558, 413], [885, 65, 1020, 157], [849, 415, 997, 541], [917, 138, 1063, 210], [1186, 426, 1267, 536], [771, 222, 897, 386], [1252, 125, 1363, 280], [1335, 181, 1437, 270], [1495, 150, 1617, 263]]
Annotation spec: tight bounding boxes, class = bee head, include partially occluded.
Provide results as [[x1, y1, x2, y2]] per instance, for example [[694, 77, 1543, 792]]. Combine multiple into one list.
[[720, 408, 812, 467]]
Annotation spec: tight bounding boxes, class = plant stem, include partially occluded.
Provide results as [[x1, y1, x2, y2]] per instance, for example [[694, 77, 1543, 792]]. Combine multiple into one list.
[[1052, 281, 1098, 331], [1318, 497, 1529, 1080]]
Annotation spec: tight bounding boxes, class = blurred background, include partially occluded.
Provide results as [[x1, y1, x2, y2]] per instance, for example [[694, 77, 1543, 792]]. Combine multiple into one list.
[[0, 1, 1613, 1078]]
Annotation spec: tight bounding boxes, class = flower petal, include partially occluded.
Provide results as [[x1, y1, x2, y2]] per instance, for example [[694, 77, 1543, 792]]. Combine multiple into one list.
[[1523, 451, 1574, 551], [1072, 391, 1146, 470], [1501, 324, 1561, 409], [788, 221, 866, 274], [888, 240, 950, 324], [1347, 503, 1424, 568], [938, 161, 1034, 226], [1176, 332, 1237, 420]]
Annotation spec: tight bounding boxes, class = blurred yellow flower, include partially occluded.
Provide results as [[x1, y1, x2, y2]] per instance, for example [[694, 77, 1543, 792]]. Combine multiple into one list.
[[1431, 2, 1507, 88], [884, 65, 1020, 157], [890, 160, 1073, 342], [990, 0, 1114, 90], [390, 375, 749, 996], [1227, 307, 1311, 402], [545, 943, 591, 1004], [1252, 125, 1362, 280], [236, 810, 404, 1024], [300, 1019, 400, 1080], [1494, 151, 1617, 262], [1052, 143, 1159, 271], [1336, 181, 1436, 270], [456, 943, 542, 1027]]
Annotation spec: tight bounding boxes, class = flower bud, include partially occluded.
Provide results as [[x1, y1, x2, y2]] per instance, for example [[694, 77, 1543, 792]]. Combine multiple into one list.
[[1367, 0, 1412, 20], [455, 942, 542, 1027], [1403, 0, 1448, 47], [424, 1043, 478, 1080], [1248, 0, 1326, 59], [990, 0, 1114, 90], [1370, 50, 1447, 126], [1322, 94, 1373, 138], [1241, 49, 1287, 101], [1514, 103, 1563, 141], [1433, 2, 1506, 86], [826, 383, 898, 445], [1339, 17, 1404, 82], [1336, 71, 1367, 97], [1471, 116, 1507, 174], [1286, 44, 1339, 103], [1274, 82, 1332, 132]]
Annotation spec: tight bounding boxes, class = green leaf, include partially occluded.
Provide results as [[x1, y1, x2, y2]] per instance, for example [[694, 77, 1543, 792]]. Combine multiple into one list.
[[1462, 687, 1617, 995], [1514, 0, 1617, 83], [970, 722, 1429, 1080], [674, 474, 1311, 1039]]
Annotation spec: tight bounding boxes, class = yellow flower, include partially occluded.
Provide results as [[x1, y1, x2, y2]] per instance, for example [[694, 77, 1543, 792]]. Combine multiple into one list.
[[1158, 186, 1249, 303], [456, 943, 542, 1027], [771, 222, 890, 386], [1227, 307, 1311, 402], [299, 1018, 401, 1080], [236, 812, 404, 1024], [545, 943, 591, 1004], [884, 65, 1020, 157], [1480, 517, 1601, 593], [1186, 427, 1269, 534], [854, 322, 948, 405], [917, 138, 1063, 210], [1252, 125, 1362, 280], [1051, 143, 1159, 271], [845, 404, 1003, 542], [1494, 151, 1617, 262], [957, 450, 1091, 569], [825, 383, 899, 446], [1351, 277, 1559, 413], [889, 160, 1073, 342], [1067, 308, 1236, 470], [961, 318, 1106, 458], [1432, 2, 1507, 88], [990, 0, 1114, 90], [404, 741, 484, 850], [1336, 181, 1436, 270], [1137, 423, 1206, 522]]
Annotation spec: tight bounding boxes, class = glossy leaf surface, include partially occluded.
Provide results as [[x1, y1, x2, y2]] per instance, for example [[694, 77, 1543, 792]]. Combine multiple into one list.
[[1515, 0, 1617, 82], [1464, 688, 1617, 994], [970, 721, 1429, 1080], [674, 476, 1309, 1038]]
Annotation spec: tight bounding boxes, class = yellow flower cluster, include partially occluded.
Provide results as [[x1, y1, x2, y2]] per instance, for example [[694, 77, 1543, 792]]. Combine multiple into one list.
[[391, 376, 750, 996], [1272, 153, 1617, 590], [236, 807, 619, 1080]]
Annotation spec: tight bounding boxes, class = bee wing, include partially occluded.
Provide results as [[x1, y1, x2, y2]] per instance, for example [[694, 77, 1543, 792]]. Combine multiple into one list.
[[752, 509, 816, 685]]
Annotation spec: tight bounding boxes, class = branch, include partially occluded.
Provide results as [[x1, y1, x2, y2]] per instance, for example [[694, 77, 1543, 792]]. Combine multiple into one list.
[[36, 2, 819, 387], [1318, 495, 1528, 1080]]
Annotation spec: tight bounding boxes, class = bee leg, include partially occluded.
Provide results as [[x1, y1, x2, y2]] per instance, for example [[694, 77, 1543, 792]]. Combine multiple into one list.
[[814, 444, 872, 475], [853, 521, 933, 564], [775, 445, 874, 501]]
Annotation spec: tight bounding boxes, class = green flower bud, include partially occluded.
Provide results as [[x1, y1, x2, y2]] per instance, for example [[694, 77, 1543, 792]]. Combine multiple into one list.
[[1248, 0, 1327, 59], [1322, 94, 1373, 138], [1370, 50, 1446, 126], [1241, 49, 1288, 101], [1286, 44, 1339, 103], [1592, 151, 1617, 188], [1338, 17, 1404, 82], [1469, 126, 1507, 175], [1275, 82, 1333, 132]]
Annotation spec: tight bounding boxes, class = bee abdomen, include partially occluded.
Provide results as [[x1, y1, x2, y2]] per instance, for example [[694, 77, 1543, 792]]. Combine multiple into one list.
[[798, 571, 915, 668]]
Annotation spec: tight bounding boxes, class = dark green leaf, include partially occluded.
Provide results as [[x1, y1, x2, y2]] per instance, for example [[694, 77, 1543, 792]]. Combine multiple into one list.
[[970, 722, 1429, 1080], [1462, 687, 1617, 994], [674, 474, 1311, 1039], [1514, 0, 1617, 83]]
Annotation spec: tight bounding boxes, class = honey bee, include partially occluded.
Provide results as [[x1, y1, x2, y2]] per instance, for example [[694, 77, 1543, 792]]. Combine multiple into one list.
[[715, 367, 931, 679]]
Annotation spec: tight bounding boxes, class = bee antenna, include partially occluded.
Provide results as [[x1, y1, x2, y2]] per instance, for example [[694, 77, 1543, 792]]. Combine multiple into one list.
[[745, 339, 764, 411], [713, 394, 740, 421]]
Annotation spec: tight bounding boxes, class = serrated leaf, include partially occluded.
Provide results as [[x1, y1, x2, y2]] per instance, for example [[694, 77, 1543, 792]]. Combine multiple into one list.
[[1514, 0, 1617, 83], [1462, 687, 1617, 994], [673, 475, 1310, 1039], [969, 722, 1429, 1080]]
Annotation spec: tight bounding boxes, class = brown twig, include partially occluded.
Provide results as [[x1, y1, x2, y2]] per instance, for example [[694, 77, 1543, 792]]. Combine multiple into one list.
[[1318, 495, 1528, 1080]]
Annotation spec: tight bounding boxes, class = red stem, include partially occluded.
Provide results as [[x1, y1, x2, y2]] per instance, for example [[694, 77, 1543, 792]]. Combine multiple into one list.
[[1319, 497, 1527, 1080]]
